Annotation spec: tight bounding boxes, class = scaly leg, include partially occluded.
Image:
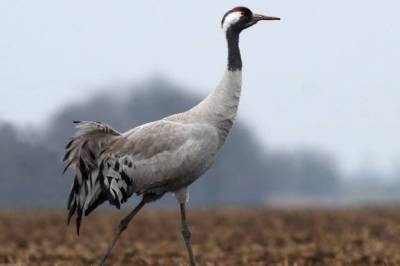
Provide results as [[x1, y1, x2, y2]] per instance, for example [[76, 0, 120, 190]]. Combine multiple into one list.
[[97, 199, 146, 266], [180, 203, 196, 266]]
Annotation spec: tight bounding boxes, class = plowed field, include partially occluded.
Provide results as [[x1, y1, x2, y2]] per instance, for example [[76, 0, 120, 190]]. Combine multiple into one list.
[[1, 207, 400, 265]]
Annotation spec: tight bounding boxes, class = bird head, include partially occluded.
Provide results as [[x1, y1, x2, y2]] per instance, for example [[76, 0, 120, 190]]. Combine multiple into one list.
[[221, 7, 280, 33]]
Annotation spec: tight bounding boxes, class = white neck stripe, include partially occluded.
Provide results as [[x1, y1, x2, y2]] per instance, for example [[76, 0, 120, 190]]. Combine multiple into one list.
[[222, 12, 242, 32]]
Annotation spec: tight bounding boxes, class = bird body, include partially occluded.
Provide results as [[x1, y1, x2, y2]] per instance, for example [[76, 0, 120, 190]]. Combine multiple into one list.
[[63, 6, 279, 266], [65, 69, 242, 230]]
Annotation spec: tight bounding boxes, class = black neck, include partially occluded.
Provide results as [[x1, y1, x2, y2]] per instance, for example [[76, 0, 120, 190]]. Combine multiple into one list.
[[226, 29, 242, 71]]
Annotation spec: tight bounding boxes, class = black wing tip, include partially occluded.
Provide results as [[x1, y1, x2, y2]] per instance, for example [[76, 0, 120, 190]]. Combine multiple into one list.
[[73, 120, 81, 124], [65, 139, 74, 150], [63, 149, 72, 162], [67, 199, 76, 224], [67, 213, 73, 226], [62, 161, 73, 175], [62, 167, 68, 175], [76, 209, 83, 236]]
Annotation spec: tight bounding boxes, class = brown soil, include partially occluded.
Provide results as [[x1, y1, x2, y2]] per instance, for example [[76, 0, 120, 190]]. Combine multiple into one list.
[[1, 207, 400, 265]]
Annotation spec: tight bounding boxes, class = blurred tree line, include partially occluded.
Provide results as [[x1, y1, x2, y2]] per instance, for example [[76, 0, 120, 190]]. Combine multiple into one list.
[[0, 78, 395, 207]]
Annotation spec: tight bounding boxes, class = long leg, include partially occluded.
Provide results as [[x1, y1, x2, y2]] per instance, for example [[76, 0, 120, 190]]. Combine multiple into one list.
[[180, 203, 196, 266], [97, 199, 146, 266]]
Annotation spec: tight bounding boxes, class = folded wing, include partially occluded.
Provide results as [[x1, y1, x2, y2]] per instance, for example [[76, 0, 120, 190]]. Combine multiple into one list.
[[64, 120, 219, 234]]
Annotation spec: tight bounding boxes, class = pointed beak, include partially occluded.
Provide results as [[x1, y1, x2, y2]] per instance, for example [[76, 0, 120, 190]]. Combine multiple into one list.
[[252, 14, 281, 22]]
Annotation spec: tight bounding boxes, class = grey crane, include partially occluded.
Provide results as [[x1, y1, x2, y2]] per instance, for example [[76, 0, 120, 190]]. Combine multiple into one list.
[[63, 6, 279, 266]]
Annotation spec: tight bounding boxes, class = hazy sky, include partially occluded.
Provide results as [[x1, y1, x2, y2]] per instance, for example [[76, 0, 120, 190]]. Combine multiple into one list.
[[0, 1, 399, 175]]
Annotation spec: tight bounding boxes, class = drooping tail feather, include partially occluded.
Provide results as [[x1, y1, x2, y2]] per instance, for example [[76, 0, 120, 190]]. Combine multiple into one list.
[[63, 121, 121, 234]]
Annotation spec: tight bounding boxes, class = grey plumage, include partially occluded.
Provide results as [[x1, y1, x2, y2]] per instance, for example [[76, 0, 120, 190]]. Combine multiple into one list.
[[64, 71, 241, 233], [63, 6, 279, 266]]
